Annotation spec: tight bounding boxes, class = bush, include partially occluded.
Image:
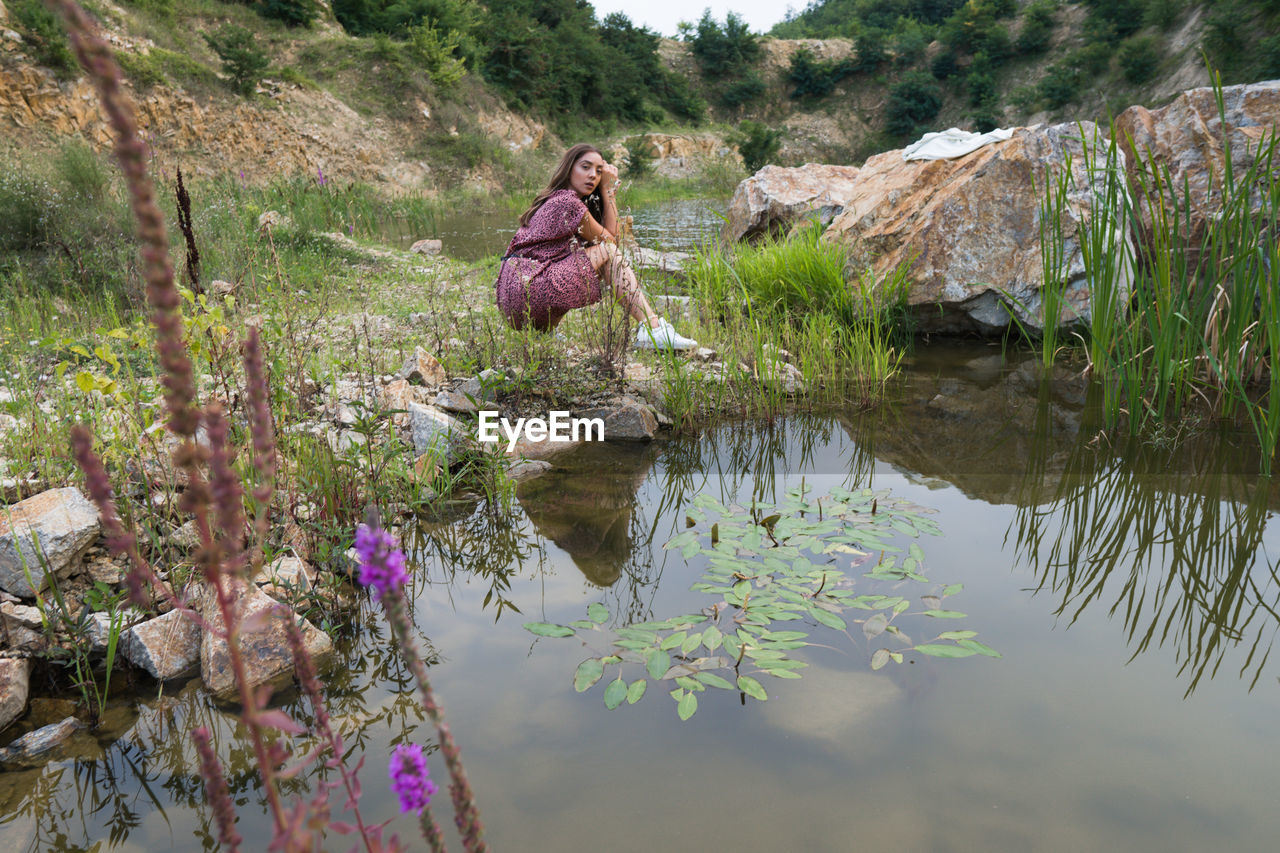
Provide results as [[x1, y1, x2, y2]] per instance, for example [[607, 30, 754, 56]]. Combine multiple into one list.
[[258, 0, 320, 28], [116, 51, 167, 89], [1038, 62, 1080, 108], [406, 21, 466, 85], [1118, 35, 1160, 83], [720, 71, 766, 109], [1142, 0, 1183, 30], [203, 25, 270, 97], [930, 48, 960, 80], [689, 10, 760, 78], [1017, 1, 1055, 55], [730, 120, 783, 173], [11, 0, 78, 76], [885, 71, 942, 137], [852, 27, 888, 72], [623, 138, 653, 179]]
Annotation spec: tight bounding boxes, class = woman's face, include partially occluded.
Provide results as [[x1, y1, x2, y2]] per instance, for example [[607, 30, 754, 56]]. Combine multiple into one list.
[[569, 151, 606, 197]]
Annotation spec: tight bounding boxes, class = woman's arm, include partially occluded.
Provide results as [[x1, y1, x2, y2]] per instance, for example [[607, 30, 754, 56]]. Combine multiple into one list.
[[577, 163, 621, 244]]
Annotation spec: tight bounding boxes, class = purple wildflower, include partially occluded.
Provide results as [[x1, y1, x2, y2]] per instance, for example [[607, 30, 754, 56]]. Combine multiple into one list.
[[355, 523, 407, 598], [389, 744, 437, 815], [317, 166, 326, 186]]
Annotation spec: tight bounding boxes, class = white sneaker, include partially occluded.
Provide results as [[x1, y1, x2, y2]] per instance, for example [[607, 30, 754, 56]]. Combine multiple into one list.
[[635, 318, 698, 351]]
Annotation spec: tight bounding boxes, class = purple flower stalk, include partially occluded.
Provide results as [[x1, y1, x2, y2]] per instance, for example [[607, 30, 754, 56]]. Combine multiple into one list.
[[389, 744, 437, 815], [355, 524, 407, 599], [317, 166, 326, 186]]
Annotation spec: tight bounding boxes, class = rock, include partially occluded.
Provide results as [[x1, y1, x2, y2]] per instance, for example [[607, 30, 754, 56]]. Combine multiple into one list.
[[379, 377, 420, 427], [456, 368, 506, 400], [397, 346, 447, 387], [121, 608, 201, 681], [257, 210, 291, 232], [0, 716, 87, 768], [408, 403, 467, 460], [1115, 80, 1280, 248], [628, 247, 692, 275], [169, 519, 200, 552], [692, 347, 718, 363], [506, 459, 552, 483], [85, 555, 125, 586], [200, 582, 332, 697], [574, 399, 657, 442], [503, 433, 582, 461], [254, 554, 314, 601], [0, 604, 44, 652], [326, 428, 366, 454], [409, 238, 443, 255], [824, 122, 1133, 334], [0, 657, 30, 732], [0, 488, 101, 597], [209, 279, 237, 297], [434, 389, 483, 414], [724, 163, 863, 243]]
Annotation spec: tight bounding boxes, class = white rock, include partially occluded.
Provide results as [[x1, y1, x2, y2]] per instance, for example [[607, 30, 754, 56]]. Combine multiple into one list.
[[122, 608, 202, 681], [0, 488, 101, 597]]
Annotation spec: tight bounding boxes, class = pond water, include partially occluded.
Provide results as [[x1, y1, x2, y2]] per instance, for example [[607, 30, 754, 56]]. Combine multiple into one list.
[[404, 197, 727, 260], [4, 343, 1280, 851]]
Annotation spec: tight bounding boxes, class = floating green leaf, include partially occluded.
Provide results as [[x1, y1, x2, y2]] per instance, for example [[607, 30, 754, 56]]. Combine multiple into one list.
[[914, 644, 977, 658], [588, 602, 609, 624], [694, 671, 734, 690], [646, 648, 669, 680], [575, 658, 604, 692], [737, 675, 768, 701], [871, 648, 891, 670], [677, 691, 698, 720], [922, 610, 968, 619], [957, 638, 1001, 657], [525, 622, 576, 638], [627, 679, 647, 704], [603, 678, 628, 709]]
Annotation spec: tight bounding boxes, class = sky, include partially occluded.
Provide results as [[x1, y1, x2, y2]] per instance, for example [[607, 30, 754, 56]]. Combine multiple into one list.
[[586, 1, 796, 38]]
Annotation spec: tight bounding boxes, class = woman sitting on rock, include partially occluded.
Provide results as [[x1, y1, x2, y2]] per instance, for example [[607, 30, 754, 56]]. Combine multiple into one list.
[[495, 143, 697, 351]]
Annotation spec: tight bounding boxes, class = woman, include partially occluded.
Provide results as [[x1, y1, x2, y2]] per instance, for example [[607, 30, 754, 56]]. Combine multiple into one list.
[[495, 144, 697, 350]]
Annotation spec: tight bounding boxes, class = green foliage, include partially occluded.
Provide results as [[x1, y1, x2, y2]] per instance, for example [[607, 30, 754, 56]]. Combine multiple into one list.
[[1119, 35, 1161, 83], [622, 138, 653, 179], [406, 20, 466, 85], [719, 71, 766, 109], [258, 0, 320, 28], [203, 24, 270, 97], [116, 50, 168, 89], [890, 18, 930, 67], [1083, 0, 1144, 42], [11, 0, 78, 75], [1016, 0, 1056, 55], [729, 120, 783, 173], [1142, 0, 1184, 30], [527, 485, 995, 719], [787, 46, 855, 99], [852, 26, 888, 71], [885, 71, 942, 137], [930, 47, 959, 79], [1038, 61, 1080, 108], [689, 9, 761, 78]]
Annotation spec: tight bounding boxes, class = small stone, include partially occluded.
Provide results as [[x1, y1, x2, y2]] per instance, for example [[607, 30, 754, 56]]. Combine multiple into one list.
[[257, 210, 291, 232], [255, 555, 314, 602], [408, 403, 466, 460], [122, 608, 202, 681], [692, 347, 718, 363], [0, 657, 31, 732], [0, 716, 84, 768], [209, 279, 236, 297], [87, 557, 126, 586], [0, 488, 102, 597], [506, 459, 552, 483], [456, 368, 505, 400], [623, 362, 655, 383], [574, 400, 657, 442], [409, 238, 443, 255], [434, 389, 489, 414], [201, 582, 332, 697], [169, 519, 200, 552], [326, 428, 367, 454], [397, 347, 447, 387]]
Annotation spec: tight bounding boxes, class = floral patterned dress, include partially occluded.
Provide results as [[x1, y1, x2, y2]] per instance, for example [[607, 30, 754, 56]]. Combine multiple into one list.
[[495, 189, 602, 330]]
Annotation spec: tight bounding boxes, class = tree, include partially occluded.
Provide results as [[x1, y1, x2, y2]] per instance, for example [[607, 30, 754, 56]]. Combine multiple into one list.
[[203, 25, 270, 97]]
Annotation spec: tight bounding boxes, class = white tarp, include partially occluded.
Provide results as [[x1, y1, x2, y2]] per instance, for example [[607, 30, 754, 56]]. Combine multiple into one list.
[[902, 127, 1015, 161]]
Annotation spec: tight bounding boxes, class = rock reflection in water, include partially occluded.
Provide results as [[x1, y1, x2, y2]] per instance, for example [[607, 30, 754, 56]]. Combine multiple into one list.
[[840, 343, 1280, 695]]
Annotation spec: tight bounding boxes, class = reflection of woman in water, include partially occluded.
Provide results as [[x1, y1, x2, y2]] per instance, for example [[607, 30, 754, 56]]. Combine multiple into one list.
[[517, 445, 656, 587]]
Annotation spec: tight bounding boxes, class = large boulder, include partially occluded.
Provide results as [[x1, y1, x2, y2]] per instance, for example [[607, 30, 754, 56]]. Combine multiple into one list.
[[0, 657, 30, 732], [824, 122, 1133, 334], [122, 608, 202, 681], [723, 164, 862, 243], [0, 488, 101, 597], [408, 403, 468, 461], [200, 581, 332, 697], [575, 398, 658, 442], [1114, 81, 1280, 247]]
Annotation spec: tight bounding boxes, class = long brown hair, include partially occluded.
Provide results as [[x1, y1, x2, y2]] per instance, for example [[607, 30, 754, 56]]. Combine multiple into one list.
[[519, 143, 604, 227]]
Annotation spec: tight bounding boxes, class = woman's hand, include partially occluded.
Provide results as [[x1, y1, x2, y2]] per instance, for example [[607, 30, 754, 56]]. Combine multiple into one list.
[[600, 162, 620, 199]]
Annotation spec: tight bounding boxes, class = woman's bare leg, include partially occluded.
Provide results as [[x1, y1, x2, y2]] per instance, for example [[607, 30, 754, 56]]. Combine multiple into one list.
[[586, 243, 661, 328]]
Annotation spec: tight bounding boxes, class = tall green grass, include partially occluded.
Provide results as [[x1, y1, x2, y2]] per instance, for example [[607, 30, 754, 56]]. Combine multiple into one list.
[[1037, 75, 1280, 473]]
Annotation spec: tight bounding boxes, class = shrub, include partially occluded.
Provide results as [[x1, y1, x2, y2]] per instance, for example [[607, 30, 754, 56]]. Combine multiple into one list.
[[730, 120, 783, 173], [1118, 35, 1160, 83], [1017, 1, 1055, 54], [257, 0, 320, 28], [689, 9, 760, 78], [890, 20, 929, 67], [967, 69, 996, 107], [1142, 0, 1183, 30], [407, 20, 466, 85], [116, 51, 167, 89], [11, 0, 78, 75], [885, 71, 942, 137], [203, 24, 270, 97], [930, 48, 960, 79], [720, 71, 766, 109], [623, 138, 653, 179], [852, 26, 888, 72], [1038, 62, 1080, 108]]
